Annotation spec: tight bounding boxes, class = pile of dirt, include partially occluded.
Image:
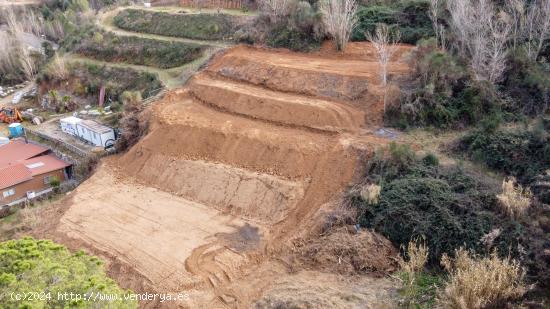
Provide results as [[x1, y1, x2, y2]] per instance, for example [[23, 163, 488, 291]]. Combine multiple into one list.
[[291, 227, 399, 276]]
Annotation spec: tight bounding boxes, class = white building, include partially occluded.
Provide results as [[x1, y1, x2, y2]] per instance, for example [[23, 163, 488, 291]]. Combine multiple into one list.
[[60, 117, 115, 148]]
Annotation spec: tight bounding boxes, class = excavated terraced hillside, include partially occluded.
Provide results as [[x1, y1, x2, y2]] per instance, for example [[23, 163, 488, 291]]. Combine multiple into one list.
[[50, 42, 413, 307]]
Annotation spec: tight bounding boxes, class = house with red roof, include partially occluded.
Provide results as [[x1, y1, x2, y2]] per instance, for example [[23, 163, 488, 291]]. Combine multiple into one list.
[[0, 139, 72, 206]]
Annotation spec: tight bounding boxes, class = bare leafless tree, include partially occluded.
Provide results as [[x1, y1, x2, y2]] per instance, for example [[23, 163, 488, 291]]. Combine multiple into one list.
[[524, 0, 550, 61], [19, 47, 37, 81], [448, 0, 512, 83], [259, 0, 290, 20], [429, 0, 446, 50], [321, 0, 358, 51], [0, 32, 20, 75], [366, 24, 400, 114], [1, 7, 40, 81]]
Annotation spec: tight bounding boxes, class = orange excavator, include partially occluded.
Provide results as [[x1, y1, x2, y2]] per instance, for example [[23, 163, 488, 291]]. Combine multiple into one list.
[[0, 107, 23, 124]]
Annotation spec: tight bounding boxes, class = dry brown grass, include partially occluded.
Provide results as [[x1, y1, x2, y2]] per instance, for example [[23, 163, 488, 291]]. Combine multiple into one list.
[[46, 54, 70, 81], [438, 248, 527, 309], [399, 238, 429, 286], [360, 183, 381, 204], [497, 177, 532, 219]]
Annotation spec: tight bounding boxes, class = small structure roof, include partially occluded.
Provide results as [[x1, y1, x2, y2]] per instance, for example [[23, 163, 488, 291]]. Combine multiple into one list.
[[23, 155, 71, 177], [0, 140, 49, 169], [60, 116, 83, 125], [0, 164, 33, 190], [79, 120, 112, 134]]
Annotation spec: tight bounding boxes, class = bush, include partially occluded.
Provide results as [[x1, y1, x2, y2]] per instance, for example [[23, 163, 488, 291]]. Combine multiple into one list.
[[0, 237, 137, 308], [69, 31, 204, 69], [501, 52, 550, 116], [252, 0, 323, 51], [497, 178, 532, 220], [113, 9, 239, 40], [266, 22, 321, 51], [438, 249, 527, 309], [458, 124, 550, 187], [386, 39, 501, 129], [352, 143, 524, 265], [116, 91, 149, 151], [352, 0, 434, 44]]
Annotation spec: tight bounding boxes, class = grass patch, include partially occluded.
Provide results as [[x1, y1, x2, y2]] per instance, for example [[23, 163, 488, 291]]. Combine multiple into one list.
[[399, 271, 443, 308], [40, 61, 163, 102], [70, 31, 204, 69], [113, 9, 238, 40]]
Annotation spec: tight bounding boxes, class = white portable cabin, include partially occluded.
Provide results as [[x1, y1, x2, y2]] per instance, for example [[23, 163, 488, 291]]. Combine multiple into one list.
[[76, 120, 115, 148], [60, 116, 82, 136]]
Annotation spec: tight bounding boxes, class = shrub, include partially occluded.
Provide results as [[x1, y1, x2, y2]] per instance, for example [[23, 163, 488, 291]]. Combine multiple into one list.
[[113, 9, 240, 40], [458, 124, 550, 187], [359, 183, 381, 204], [352, 144, 524, 265], [45, 54, 69, 80], [69, 31, 204, 69], [116, 91, 149, 151], [496, 178, 532, 220], [501, 52, 550, 116], [352, 0, 434, 44], [422, 152, 439, 166], [387, 39, 501, 129], [260, 0, 324, 51], [40, 62, 163, 102], [438, 248, 527, 309], [266, 22, 322, 51], [0, 237, 137, 308]]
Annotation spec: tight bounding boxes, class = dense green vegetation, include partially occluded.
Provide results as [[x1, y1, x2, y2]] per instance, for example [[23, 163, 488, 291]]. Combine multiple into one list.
[[113, 9, 238, 40], [501, 52, 550, 116], [39, 62, 162, 101], [69, 31, 204, 69], [352, 0, 434, 44], [0, 237, 137, 308], [458, 119, 550, 201], [263, 1, 323, 51], [351, 144, 523, 265], [387, 39, 501, 129]]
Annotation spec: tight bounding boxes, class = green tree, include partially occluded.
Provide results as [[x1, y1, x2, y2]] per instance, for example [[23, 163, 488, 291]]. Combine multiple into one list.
[[0, 237, 137, 308]]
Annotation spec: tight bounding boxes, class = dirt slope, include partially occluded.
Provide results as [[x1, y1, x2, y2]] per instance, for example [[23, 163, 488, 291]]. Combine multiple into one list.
[[48, 42, 414, 307]]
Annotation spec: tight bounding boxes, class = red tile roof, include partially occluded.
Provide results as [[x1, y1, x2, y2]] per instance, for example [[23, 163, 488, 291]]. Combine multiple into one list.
[[0, 164, 33, 190], [23, 155, 71, 176], [0, 140, 49, 169]]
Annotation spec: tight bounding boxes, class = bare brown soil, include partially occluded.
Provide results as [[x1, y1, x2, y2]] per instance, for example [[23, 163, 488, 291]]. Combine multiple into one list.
[[39, 42, 413, 308]]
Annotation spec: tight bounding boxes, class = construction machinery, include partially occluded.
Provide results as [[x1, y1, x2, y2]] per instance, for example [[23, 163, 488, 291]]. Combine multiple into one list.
[[0, 107, 23, 124]]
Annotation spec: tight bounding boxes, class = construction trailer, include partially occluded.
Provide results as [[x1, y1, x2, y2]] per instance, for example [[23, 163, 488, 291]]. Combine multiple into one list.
[[60, 117, 115, 148], [60, 116, 81, 136]]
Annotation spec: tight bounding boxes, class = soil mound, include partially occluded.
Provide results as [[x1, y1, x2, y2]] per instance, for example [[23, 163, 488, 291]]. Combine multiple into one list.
[[189, 73, 365, 133], [292, 227, 399, 275]]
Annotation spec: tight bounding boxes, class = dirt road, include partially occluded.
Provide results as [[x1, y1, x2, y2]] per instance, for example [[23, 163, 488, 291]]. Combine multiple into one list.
[[46, 42, 414, 307]]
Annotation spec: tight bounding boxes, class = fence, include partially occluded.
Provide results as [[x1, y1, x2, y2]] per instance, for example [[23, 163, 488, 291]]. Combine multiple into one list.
[[25, 127, 89, 158], [179, 0, 243, 9]]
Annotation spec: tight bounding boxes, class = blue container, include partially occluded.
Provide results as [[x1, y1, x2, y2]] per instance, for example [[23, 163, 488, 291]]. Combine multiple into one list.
[[8, 123, 23, 138]]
